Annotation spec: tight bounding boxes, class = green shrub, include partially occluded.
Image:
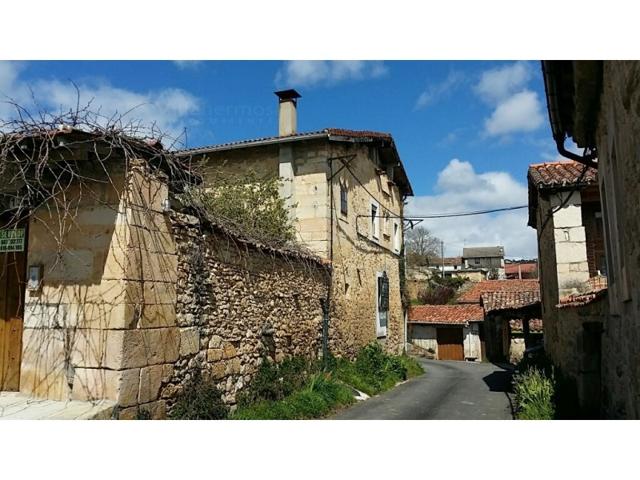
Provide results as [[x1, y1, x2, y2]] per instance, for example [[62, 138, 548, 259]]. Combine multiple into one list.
[[169, 369, 229, 420], [237, 356, 314, 406], [333, 343, 420, 396], [513, 367, 556, 420], [232, 373, 355, 420], [397, 354, 425, 378]]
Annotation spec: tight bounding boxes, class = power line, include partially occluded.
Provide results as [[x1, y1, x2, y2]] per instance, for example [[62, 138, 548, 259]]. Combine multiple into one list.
[[405, 204, 528, 219], [361, 204, 528, 220]]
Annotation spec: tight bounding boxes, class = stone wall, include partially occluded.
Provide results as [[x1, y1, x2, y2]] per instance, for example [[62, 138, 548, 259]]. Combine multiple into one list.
[[328, 142, 405, 357], [159, 212, 329, 413], [194, 139, 407, 358], [594, 61, 640, 419]]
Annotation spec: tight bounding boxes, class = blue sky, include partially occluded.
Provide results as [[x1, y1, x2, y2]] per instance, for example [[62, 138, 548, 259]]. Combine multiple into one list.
[[0, 60, 562, 258]]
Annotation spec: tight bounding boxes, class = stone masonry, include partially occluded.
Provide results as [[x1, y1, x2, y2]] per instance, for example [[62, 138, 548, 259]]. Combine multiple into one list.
[[159, 212, 329, 413]]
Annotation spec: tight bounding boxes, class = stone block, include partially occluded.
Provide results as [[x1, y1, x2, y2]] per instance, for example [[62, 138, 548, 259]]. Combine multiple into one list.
[[139, 365, 164, 404], [211, 362, 226, 379], [207, 349, 223, 362], [208, 335, 223, 349], [120, 328, 180, 369], [71, 367, 120, 402], [117, 368, 141, 407], [553, 202, 583, 228], [180, 327, 200, 356], [69, 329, 125, 369], [222, 342, 237, 359], [555, 241, 588, 263]]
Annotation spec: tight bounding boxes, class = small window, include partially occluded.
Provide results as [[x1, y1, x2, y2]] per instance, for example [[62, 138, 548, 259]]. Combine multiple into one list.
[[383, 212, 391, 238], [340, 182, 348, 216], [371, 202, 380, 240], [393, 221, 401, 253]]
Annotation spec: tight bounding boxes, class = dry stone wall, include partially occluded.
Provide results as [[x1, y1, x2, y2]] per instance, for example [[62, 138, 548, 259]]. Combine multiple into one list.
[[160, 212, 329, 412]]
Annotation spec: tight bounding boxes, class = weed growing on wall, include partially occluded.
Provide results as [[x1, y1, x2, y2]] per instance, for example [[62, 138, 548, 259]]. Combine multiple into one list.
[[169, 369, 229, 420], [184, 168, 297, 246]]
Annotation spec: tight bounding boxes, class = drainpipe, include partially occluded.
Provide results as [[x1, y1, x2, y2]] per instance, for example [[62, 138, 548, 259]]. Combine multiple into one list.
[[555, 136, 598, 169]]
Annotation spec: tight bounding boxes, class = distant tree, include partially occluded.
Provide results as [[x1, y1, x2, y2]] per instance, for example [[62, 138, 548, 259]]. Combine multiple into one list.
[[405, 226, 441, 266]]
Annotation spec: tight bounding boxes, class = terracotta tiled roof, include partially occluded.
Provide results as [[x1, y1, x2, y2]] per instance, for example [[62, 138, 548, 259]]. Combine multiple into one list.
[[528, 160, 597, 189], [510, 318, 544, 333], [173, 128, 393, 155], [457, 279, 540, 304], [408, 304, 484, 324], [557, 276, 608, 309], [505, 262, 537, 276], [481, 290, 541, 313]]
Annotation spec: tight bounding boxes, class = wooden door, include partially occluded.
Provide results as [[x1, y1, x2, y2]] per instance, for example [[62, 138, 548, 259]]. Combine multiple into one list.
[[0, 232, 27, 391], [437, 327, 464, 361]]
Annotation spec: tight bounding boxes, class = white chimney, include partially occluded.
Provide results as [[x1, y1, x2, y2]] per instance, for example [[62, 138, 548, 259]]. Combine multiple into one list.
[[275, 89, 301, 136]]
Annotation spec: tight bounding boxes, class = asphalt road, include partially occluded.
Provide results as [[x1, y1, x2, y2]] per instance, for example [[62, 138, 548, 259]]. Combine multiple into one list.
[[333, 358, 514, 420]]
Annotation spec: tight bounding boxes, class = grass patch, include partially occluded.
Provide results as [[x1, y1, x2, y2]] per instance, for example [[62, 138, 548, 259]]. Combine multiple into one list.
[[333, 343, 423, 396], [513, 366, 556, 420], [232, 373, 355, 420]]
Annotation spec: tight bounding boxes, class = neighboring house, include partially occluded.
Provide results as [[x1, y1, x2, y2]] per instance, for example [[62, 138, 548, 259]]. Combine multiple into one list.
[[480, 290, 542, 363], [0, 127, 332, 418], [174, 90, 413, 357], [458, 279, 541, 362], [408, 304, 484, 361], [538, 60, 640, 418], [505, 260, 538, 279], [426, 256, 463, 276], [462, 246, 505, 278]]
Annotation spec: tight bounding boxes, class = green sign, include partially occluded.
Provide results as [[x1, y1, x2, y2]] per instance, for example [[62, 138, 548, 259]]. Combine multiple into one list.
[[0, 229, 25, 252]]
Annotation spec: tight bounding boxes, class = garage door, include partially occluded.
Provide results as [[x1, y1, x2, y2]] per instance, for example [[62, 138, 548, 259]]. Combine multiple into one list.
[[437, 327, 464, 361]]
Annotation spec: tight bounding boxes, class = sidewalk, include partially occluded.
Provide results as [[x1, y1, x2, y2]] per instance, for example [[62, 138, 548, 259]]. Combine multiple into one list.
[[0, 392, 116, 420]]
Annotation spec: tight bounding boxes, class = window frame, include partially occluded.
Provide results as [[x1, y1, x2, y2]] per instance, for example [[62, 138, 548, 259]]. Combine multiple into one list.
[[339, 181, 348, 217], [370, 201, 380, 241], [376, 271, 389, 338]]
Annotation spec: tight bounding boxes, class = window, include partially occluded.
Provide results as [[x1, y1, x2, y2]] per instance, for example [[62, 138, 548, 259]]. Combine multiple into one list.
[[376, 271, 389, 337], [340, 182, 348, 216], [371, 202, 380, 240], [383, 212, 391, 238], [393, 221, 401, 253]]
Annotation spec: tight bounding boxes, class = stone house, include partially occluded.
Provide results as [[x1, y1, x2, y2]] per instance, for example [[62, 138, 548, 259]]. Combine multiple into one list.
[[462, 246, 505, 278], [408, 304, 484, 361], [174, 90, 414, 357], [540, 60, 640, 418], [527, 160, 606, 411], [0, 127, 331, 418]]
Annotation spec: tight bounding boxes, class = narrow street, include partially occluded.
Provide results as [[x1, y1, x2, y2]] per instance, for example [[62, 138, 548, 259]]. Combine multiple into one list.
[[333, 359, 514, 420]]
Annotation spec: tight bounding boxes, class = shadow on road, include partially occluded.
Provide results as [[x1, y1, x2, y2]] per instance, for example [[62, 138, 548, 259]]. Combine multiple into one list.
[[482, 366, 513, 393], [482, 363, 516, 419]]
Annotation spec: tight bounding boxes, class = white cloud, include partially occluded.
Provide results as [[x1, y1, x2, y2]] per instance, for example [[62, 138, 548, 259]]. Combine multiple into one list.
[[474, 61, 532, 104], [172, 60, 202, 70], [414, 71, 464, 110], [275, 60, 388, 88], [406, 159, 536, 259], [0, 61, 200, 143], [483, 90, 544, 136], [473, 61, 544, 138]]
